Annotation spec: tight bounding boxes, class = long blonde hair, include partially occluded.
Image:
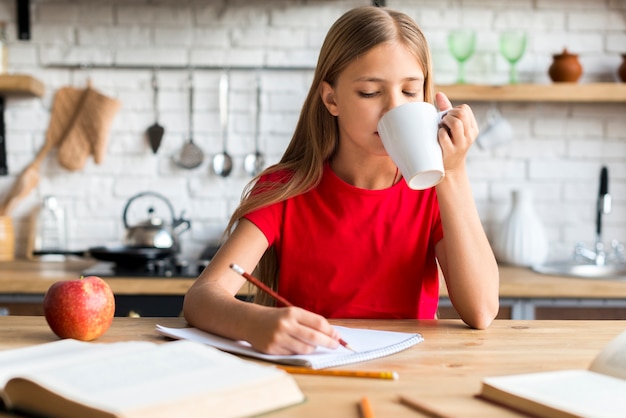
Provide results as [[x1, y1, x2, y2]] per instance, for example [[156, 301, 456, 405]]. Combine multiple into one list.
[[225, 6, 435, 304]]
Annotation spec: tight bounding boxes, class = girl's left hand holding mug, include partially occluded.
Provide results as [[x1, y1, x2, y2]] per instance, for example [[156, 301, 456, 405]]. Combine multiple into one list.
[[435, 92, 479, 174]]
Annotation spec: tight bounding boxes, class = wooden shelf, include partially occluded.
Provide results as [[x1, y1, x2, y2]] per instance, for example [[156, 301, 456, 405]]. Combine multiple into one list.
[[436, 82, 626, 103], [0, 74, 45, 97]]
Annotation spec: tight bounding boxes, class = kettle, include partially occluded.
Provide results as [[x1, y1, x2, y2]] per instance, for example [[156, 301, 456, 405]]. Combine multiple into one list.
[[122, 192, 191, 251]]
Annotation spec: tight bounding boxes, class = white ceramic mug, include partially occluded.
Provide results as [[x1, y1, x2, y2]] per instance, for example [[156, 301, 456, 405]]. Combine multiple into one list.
[[476, 107, 513, 150], [377, 102, 446, 190]]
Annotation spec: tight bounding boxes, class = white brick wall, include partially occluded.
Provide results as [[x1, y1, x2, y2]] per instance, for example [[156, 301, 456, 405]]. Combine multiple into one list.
[[0, 0, 624, 262]]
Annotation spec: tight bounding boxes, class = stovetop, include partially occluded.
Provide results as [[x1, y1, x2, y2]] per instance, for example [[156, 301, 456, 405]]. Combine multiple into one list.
[[82, 258, 208, 278]]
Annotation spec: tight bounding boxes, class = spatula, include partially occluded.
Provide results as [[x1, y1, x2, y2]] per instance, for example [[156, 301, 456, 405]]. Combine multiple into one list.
[[147, 72, 164, 154]]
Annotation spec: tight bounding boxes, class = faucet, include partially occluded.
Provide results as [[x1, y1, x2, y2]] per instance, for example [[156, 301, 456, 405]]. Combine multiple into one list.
[[595, 166, 610, 264], [575, 166, 623, 265]]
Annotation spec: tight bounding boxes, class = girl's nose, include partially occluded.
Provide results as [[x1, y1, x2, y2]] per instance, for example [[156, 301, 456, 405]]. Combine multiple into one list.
[[383, 92, 408, 115]]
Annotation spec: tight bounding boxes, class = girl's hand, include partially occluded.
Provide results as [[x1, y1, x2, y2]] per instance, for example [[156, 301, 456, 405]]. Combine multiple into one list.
[[435, 92, 478, 174], [247, 306, 341, 355]]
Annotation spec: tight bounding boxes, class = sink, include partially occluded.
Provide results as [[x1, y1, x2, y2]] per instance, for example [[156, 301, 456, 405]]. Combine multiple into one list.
[[532, 261, 626, 279]]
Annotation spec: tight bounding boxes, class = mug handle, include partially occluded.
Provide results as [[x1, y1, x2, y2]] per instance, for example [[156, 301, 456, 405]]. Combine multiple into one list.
[[486, 105, 502, 124]]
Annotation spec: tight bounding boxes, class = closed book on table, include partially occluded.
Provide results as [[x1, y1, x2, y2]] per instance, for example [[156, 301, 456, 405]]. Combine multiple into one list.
[[479, 329, 626, 418]]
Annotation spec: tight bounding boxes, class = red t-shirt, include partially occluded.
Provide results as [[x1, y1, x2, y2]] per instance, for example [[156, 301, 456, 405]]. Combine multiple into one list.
[[244, 164, 443, 319]]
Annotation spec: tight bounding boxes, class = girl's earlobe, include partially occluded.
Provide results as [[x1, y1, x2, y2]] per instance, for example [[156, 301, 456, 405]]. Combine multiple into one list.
[[320, 82, 339, 116]]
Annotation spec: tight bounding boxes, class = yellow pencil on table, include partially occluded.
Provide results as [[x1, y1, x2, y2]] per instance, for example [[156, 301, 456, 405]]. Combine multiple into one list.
[[360, 396, 375, 418], [230, 263, 356, 352], [277, 365, 399, 380]]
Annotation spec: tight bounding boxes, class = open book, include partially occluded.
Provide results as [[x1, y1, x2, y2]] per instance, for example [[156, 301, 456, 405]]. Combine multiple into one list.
[[479, 329, 626, 418], [0, 339, 304, 418], [156, 324, 423, 369]]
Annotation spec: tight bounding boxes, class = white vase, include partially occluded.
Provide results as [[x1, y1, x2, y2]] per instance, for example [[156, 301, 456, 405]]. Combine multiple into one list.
[[493, 189, 549, 267]]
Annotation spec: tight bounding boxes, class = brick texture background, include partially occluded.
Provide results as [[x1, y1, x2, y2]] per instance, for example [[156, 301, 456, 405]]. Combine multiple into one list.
[[0, 0, 625, 261]]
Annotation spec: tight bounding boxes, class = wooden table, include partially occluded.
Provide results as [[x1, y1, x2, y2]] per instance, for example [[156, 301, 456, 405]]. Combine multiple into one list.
[[0, 316, 623, 417]]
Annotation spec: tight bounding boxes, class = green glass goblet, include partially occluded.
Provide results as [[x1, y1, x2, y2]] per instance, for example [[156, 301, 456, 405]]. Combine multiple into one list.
[[499, 30, 527, 84], [448, 29, 476, 84]]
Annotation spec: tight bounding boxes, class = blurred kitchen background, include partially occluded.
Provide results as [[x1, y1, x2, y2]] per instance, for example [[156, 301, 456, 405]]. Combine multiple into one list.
[[0, 0, 625, 262]]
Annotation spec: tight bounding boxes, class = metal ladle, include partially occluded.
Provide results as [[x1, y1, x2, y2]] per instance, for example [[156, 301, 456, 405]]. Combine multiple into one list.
[[244, 73, 265, 176], [211, 71, 233, 177], [174, 71, 204, 169]]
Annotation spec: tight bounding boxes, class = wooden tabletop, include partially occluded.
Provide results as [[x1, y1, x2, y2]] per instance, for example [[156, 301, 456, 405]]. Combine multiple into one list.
[[3, 259, 626, 298], [0, 316, 623, 417]]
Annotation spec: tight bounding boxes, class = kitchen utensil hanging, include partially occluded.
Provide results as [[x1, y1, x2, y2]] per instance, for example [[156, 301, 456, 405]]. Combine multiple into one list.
[[244, 72, 265, 177], [211, 70, 233, 177], [146, 70, 164, 154], [174, 71, 204, 169]]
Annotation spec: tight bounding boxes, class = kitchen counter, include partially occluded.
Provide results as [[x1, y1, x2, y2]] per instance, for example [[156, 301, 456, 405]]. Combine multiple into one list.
[[3, 259, 626, 319], [0, 259, 195, 296], [3, 258, 626, 297]]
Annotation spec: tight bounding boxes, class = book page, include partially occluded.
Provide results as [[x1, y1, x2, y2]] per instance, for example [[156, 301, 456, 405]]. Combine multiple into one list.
[[156, 324, 423, 369], [589, 329, 626, 380], [0, 340, 155, 387], [482, 370, 626, 417], [9, 340, 302, 417]]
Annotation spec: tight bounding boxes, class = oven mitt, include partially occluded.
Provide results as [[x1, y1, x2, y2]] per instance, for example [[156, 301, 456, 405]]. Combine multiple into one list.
[[57, 86, 121, 171], [46, 86, 87, 149]]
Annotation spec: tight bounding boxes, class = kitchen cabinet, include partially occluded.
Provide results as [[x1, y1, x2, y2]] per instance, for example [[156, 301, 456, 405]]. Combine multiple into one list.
[[436, 82, 626, 103], [438, 266, 626, 320], [438, 299, 626, 320]]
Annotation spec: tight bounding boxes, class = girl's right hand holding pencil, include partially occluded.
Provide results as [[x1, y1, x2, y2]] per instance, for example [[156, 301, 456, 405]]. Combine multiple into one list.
[[246, 306, 342, 355]]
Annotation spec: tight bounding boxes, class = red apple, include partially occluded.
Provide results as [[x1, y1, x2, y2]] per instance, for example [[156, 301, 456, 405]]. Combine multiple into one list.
[[43, 276, 115, 341]]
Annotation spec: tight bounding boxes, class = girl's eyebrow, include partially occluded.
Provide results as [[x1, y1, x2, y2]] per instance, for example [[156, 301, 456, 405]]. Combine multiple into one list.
[[352, 76, 424, 82]]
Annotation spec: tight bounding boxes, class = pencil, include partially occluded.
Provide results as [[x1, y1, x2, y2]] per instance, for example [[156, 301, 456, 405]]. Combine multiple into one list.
[[398, 395, 452, 418], [229, 263, 356, 352], [277, 365, 399, 380], [360, 396, 375, 418]]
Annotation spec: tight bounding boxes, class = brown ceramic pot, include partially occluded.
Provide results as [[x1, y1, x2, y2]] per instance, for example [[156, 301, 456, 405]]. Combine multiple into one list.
[[618, 54, 626, 82], [548, 48, 583, 82]]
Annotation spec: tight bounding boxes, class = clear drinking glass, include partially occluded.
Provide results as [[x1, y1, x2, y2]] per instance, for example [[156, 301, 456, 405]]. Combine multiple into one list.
[[447, 29, 476, 84], [499, 30, 527, 84]]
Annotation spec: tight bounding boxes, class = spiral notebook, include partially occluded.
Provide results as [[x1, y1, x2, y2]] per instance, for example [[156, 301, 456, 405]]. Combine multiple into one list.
[[156, 324, 423, 370]]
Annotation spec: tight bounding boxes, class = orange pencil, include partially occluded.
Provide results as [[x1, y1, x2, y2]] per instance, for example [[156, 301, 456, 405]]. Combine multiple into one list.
[[360, 396, 375, 418], [230, 263, 356, 352], [398, 395, 452, 418], [277, 365, 398, 380]]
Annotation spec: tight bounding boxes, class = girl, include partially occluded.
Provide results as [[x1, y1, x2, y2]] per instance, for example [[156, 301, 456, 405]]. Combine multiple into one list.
[[183, 6, 499, 355]]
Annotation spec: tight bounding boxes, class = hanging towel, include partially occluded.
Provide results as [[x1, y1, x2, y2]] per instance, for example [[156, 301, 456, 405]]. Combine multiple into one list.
[[57, 86, 121, 171]]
